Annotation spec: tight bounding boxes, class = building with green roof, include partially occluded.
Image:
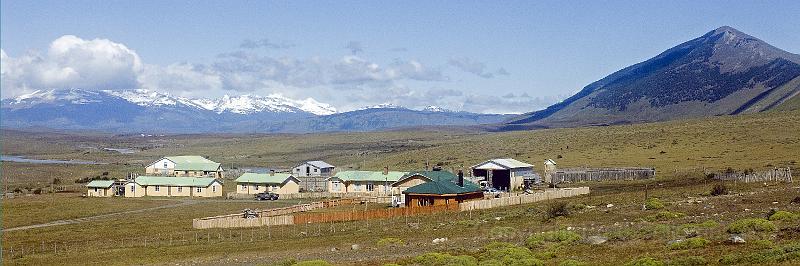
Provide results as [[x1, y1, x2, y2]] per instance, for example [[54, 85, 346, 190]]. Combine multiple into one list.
[[145, 156, 224, 178], [235, 172, 300, 195], [395, 170, 483, 208], [124, 175, 222, 198], [326, 169, 408, 194], [86, 180, 115, 197]]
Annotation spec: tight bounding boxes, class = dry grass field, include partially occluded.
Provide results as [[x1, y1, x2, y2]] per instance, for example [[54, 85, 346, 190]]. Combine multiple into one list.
[[1, 110, 799, 265]]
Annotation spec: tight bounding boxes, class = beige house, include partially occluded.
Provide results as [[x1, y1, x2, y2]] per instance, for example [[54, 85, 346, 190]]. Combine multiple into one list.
[[144, 156, 224, 178], [124, 176, 222, 198], [326, 169, 407, 194], [86, 180, 115, 197], [235, 172, 301, 195]]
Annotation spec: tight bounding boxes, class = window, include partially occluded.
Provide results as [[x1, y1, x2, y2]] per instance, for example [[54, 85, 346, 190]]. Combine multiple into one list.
[[94, 188, 99, 192], [241, 184, 247, 191], [332, 181, 341, 192], [130, 186, 135, 192], [366, 183, 375, 192], [196, 187, 202, 193], [177, 187, 182, 192], [272, 185, 278, 190], [163, 162, 168, 169], [314, 168, 318, 172], [254, 185, 260, 190], [212, 185, 216, 192], [354, 184, 362, 192], [155, 186, 160, 192]]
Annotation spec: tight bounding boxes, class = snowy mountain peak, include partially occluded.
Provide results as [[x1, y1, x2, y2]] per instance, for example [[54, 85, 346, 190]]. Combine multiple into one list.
[[12, 89, 103, 105], [421, 105, 451, 112], [358, 103, 404, 110]]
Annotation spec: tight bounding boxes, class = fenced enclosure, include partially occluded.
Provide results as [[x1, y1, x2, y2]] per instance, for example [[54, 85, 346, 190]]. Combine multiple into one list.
[[551, 168, 655, 183], [459, 187, 590, 211], [711, 167, 793, 183], [193, 198, 355, 229]]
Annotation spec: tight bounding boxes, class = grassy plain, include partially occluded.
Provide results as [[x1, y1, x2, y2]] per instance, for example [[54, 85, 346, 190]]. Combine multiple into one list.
[[1, 110, 799, 265]]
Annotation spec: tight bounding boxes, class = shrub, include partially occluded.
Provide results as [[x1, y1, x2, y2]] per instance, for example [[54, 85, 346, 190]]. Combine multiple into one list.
[[710, 184, 727, 196], [545, 202, 570, 219], [479, 242, 543, 266], [752, 239, 775, 249], [669, 237, 709, 250], [727, 218, 776, 234], [719, 243, 800, 264], [645, 198, 665, 210], [625, 257, 664, 266], [667, 256, 707, 266], [526, 230, 581, 248], [414, 252, 478, 266], [490, 226, 518, 239], [768, 211, 799, 221], [377, 237, 405, 247], [559, 259, 587, 266], [292, 260, 332, 266]]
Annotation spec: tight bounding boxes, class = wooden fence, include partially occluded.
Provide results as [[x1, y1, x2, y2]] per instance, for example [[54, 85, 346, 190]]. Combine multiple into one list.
[[712, 167, 793, 183], [293, 204, 460, 224], [459, 187, 591, 211], [551, 168, 655, 183], [192, 198, 355, 229]]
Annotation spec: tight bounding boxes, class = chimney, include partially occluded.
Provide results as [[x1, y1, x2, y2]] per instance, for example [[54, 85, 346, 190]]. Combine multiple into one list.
[[383, 166, 389, 175], [270, 170, 275, 176], [458, 170, 464, 187]]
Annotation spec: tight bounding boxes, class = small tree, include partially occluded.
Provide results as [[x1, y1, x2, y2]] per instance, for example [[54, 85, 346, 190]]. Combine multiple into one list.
[[711, 184, 728, 196]]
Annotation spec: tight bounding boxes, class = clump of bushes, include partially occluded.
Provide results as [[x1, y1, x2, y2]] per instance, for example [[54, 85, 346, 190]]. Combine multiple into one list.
[[377, 237, 405, 247], [624, 257, 664, 266], [645, 198, 665, 210], [559, 259, 587, 266], [479, 242, 543, 266], [710, 184, 728, 196], [768, 210, 799, 221], [719, 243, 800, 264], [669, 237, 709, 250], [668, 256, 707, 266], [545, 202, 570, 220], [727, 218, 776, 234], [414, 252, 478, 266], [681, 220, 719, 230], [489, 226, 518, 239], [526, 230, 582, 248]]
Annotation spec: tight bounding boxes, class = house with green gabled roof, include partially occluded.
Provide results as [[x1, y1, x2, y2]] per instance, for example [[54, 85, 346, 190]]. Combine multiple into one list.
[[394, 170, 483, 208], [235, 172, 301, 195], [145, 155, 224, 178], [326, 168, 408, 194], [124, 175, 222, 198], [86, 180, 115, 197]]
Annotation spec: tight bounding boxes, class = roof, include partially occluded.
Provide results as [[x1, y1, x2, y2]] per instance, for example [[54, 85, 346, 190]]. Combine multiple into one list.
[[402, 171, 481, 195], [159, 156, 221, 171], [328, 170, 407, 182], [394, 170, 465, 186], [86, 180, 114, 188], [544, 159, 557, 165], [235, 173, 298, 184], [132, 176, 220, 187], [472, 158, 533, 170], [299, 160, 334, 169]]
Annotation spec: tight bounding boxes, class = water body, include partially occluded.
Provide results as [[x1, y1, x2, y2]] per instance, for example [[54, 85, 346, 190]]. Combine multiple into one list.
[[1, 155, 104, 165], [103, 148, 136, 154]]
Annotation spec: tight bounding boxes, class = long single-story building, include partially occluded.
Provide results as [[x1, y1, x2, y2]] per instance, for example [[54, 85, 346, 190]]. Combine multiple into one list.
[[400, 170, 483, 208], [235, 172, 301, 195], [145, 156, 224, 178], [124, 176, 223, 197], [326, 168, 407, 194], [471, 158, 535, 191], [86, 180, 115, 197]]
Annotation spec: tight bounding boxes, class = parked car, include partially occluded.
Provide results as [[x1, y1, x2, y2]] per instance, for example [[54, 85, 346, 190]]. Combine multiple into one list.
[[255, 192, 279, 201], [483, 187, 502, 198]]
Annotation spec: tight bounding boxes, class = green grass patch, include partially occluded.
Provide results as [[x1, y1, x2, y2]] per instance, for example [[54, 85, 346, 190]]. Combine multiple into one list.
[[292, 260, 333, 266], [414, 252, 478, 266], [666, 256, 707, 266], [526, 230, 582, 248], [726, 218, 776, 234], [489, 226, 518, 239], [559, 259, 587, 266], [669, 237, 709, 250], [645, 198, 665, 210], [480, 242, 544, 266], [768, 210, 799, 221], [720, 243, 800, 264], [625, 257, 664, 266], [377, 237, 405, 247], [646, 211, 686, 222]]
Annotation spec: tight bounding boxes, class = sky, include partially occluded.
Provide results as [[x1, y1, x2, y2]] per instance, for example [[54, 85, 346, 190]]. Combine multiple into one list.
[[2, 1, 799, 113]]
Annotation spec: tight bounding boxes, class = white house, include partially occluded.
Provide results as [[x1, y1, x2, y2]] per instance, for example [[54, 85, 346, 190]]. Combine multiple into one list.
[[124, 176, 223, 198], [326, 168, 407, 194], [144, 156, 224, 178], [292, 161, 335, 192], [471, 158, 535, 191]]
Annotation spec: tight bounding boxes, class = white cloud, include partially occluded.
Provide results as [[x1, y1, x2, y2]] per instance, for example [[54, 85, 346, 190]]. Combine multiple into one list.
[[447, 57, 508, 78]]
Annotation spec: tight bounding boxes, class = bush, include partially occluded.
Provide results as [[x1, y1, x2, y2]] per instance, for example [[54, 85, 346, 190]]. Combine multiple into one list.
[[292, 260, 332, 266], [414, 252, 478, 266], [667, 256, 707, 266], [669, 237, 709, 250], [727, 218, 776, 234], [768, 211, 799, 221], [377, 237, 405, 247], [559, 259, 587, 266], [545, 202, 570, 219], [625, 257, 664, 266], [526, 230, 581, 248], [490, 226, 518, 239], [719, 243, 800, 264], [645, 198, 665, 210], [710, 184, 727, 196], [479, 242, 543, 266]]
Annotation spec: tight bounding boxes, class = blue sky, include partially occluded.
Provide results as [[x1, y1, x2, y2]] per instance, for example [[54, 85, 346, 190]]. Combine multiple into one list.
[[2, 1, 799, 113]]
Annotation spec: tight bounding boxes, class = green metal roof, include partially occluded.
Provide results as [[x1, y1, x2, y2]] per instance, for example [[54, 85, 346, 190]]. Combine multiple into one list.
[[235, 173, 297, 184], [401, 171, 481, 195], [133, 176, 219, 187], [164, 156, 221, 171], [86, 180, 114, 188], [329, 170, 407, 182]]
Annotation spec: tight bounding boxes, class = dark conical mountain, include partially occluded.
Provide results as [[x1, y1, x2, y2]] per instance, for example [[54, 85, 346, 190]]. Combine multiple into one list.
[[505, 26, 800, 129]]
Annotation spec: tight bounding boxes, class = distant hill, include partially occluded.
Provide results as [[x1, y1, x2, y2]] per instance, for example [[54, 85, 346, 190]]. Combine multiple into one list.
[[0, 89, 509, 133], [505, 26, 800, 130]]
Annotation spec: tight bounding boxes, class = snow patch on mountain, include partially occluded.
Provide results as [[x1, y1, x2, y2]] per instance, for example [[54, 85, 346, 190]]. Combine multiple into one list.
[[421, 105, 451, 112]]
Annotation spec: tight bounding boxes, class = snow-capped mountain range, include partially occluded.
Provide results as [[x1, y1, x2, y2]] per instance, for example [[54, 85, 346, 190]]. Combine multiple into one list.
[[1, 88, 508, 133]]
